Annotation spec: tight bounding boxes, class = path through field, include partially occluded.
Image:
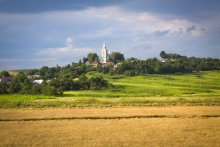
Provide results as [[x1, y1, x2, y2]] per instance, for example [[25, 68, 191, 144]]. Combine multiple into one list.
[[0, 106, 219, 146]]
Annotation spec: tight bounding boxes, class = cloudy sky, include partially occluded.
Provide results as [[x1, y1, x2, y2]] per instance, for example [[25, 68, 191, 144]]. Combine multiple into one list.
[[0, 0, 220, 70]]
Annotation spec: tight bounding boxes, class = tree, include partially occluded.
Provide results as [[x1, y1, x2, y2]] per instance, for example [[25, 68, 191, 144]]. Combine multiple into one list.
[[82, 57, 88, 63], [39, 66, 54, 80], [87, 53, 99, 63], [78, 59, 82, 65], [43, 86, 63, 96], [8, 81, 21, 93], [14, 72, 30, 86], [160, 51, 167, 59], [0, 71, 10, 78], [8, 72, 31, 93], [109, 52, 125, 63], [27, 69, 39, 75], [89, 76, 108, 90], [0, 83, 8, 94]]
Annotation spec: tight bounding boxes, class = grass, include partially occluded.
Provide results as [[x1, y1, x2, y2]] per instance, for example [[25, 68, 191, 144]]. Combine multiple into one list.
[[70, 71, 220, 97], [0, 71, 220, 107]]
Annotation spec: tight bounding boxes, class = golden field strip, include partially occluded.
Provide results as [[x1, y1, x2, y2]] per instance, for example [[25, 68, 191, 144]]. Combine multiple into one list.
[[0, 106, 219, 147]]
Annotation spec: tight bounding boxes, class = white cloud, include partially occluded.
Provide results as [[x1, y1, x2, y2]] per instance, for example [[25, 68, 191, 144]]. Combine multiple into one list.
[[0, 6, 206, 37], [78, 7, 205, 36], [37, 37, 93, 57], [1, 6, 218, 70]]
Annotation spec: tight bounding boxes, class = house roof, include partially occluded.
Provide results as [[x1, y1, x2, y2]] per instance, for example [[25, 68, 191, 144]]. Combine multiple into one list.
[[0, 77, 13, 83], [33, 79, 43, 84]]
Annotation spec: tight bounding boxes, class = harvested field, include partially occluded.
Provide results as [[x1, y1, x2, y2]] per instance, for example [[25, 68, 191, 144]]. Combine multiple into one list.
[[0, 106, 219, 146]]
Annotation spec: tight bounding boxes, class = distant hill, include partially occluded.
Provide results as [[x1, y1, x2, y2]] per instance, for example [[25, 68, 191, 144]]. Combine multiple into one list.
[[7, 69, 34, 76]]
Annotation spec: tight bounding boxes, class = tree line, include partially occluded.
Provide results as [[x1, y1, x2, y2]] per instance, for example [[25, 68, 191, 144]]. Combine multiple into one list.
[[0, 51, 220, 95], [0, 70, 110, 95]]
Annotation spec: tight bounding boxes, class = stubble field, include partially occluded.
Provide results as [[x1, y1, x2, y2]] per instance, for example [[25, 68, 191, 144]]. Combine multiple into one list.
[[0, 71, 220, 146], [0, 106, 219, 147]]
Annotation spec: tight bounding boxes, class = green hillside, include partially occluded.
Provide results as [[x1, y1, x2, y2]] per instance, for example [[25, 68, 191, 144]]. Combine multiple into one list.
[[0, 71, 219, 107], [8, 69, 33, 76], [66, 71, 220, 98]]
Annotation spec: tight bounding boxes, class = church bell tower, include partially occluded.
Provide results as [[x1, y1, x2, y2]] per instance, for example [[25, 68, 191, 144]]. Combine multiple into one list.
[[101, 43, 109, 63]]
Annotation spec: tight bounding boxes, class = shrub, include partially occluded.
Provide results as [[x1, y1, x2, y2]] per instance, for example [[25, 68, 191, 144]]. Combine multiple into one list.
[[0, 83, 8, 94], [124, 70, 135, 76], [89, 76, 109, 90], [43, 86, 63, 96]]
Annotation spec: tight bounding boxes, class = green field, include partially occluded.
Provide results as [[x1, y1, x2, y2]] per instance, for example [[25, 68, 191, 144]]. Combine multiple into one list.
[[0, 71, 220, 107]]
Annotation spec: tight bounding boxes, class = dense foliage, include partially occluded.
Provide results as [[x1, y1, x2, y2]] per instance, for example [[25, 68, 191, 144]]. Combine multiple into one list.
[[0, 51, 220, 95], [0, 69, 109, 95], [0, 71, 10, 77], [87, 53, 99, 63], [113, 51, 220, 75], [0, 71, 63, 95], [109, 52, 125, 63]]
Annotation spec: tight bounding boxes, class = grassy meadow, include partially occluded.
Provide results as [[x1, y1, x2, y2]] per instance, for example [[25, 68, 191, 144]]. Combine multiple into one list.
[[0, 71, 220, 107]]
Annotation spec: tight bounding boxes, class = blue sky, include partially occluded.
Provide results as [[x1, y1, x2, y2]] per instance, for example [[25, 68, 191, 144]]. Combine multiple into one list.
[[0, 0, 220, 70]]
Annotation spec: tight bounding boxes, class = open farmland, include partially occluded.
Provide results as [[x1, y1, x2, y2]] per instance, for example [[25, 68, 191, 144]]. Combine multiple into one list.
[[0, 106, 219, 146], [69, 70, 220, 98], [0, 72, 219, 146], [0, 71, 219, 108]]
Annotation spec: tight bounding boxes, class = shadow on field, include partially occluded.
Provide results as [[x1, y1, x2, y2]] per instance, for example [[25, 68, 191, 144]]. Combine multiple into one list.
[[1, 114, 220, 122]]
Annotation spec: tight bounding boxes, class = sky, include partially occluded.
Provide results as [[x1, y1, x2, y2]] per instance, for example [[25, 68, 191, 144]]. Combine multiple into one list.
[[0, 0, 220, 70]]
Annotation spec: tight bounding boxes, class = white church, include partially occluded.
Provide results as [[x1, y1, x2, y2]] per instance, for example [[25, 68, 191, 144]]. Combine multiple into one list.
[[101, 43, 111, 63]]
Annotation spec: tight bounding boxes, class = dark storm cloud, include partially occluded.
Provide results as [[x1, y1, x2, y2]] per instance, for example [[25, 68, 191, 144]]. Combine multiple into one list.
[[124, 0, 220, 20], [0, 0, 127, 13]]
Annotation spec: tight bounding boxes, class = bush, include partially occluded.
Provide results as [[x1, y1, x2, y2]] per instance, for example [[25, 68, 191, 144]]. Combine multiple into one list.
[[89, 76, 109, 90], [0, 83, 8, 94], [31, 85, 43, 94], [43, 86, 63, 96], [20, 84, 63, 96], [0, 71, 10, 78], [124, 70, 135, 76], [21, 86, 32, 94], [8, 81, 22, 93]]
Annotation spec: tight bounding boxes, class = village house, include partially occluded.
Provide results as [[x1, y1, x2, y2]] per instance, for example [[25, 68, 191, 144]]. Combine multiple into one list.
[[33, 79, 43, 84], [102, 61, 115, 67], [0, 76, 13, 84], [27, 74, 40, 79]]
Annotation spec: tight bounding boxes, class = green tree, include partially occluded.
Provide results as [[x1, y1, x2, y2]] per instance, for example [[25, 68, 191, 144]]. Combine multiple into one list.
[[14, 72, 31, 86], [0, 83, 8, 94], [8, 81, 21, 93], [43, 86, 63, 96], [160, 51, 167, 59], [14, 72, 26, 82], [82, 57, 88, 63], [27, 69, 39, 75], [89, 76, 108, 90], [109, 52, 125, 63], [0, 71, 10, 78], [87, 53, 99, 63], [39, 66, 55, 80]]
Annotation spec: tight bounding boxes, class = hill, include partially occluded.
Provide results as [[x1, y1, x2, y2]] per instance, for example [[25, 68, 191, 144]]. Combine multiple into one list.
[[0, 71, 219, 107], [8, 69, 33, 76]]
